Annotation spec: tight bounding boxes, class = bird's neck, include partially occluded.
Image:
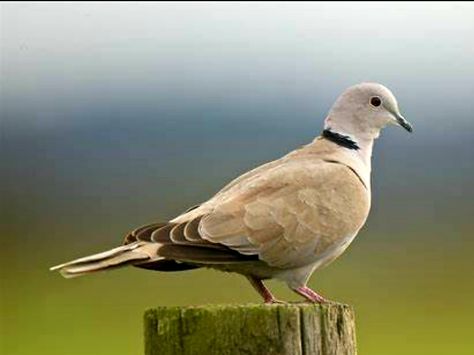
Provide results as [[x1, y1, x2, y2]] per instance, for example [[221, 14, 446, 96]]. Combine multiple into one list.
[[321, 128, 374, 172], [354, 136, 374, 172]]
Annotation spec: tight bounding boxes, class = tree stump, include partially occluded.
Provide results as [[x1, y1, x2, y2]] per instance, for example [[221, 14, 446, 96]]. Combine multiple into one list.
[[144, 303, 356, 355]]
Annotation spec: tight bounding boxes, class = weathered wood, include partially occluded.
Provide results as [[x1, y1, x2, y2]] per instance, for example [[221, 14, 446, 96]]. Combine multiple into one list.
[[144, 303, 356, 355]]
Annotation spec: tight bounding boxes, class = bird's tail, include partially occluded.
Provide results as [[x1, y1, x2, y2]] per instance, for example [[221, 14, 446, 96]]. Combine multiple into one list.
[[49, 242, 160, 278]]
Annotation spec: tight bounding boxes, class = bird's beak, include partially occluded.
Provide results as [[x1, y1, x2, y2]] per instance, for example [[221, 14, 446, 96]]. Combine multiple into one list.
[[393, 112, 413, 133]]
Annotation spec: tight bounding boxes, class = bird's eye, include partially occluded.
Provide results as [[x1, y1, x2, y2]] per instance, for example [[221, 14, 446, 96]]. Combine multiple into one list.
[[370, 96, 382, 107]]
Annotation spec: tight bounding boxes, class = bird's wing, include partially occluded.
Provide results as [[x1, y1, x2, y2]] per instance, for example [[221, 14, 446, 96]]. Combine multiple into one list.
[[123, 219, 259, 266], [124, 138, 370, 269], [130, 155, 368, 269], [195, 158, 370, 268]]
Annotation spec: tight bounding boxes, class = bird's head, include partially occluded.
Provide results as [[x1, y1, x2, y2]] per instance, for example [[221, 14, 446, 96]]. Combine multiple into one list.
[[324, 82, 412, 141]]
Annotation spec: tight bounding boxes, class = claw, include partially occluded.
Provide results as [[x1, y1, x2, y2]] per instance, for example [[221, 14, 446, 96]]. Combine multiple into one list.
[[293, 286, 327, 303], [264, 298, 286, 304]]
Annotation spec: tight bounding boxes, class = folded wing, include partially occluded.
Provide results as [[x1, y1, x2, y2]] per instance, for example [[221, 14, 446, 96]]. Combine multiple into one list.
[[128, 158, 369, 270]]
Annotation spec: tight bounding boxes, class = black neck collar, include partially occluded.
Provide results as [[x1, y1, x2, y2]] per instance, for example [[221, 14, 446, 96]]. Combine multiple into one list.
[[322, 129, 359, 150]]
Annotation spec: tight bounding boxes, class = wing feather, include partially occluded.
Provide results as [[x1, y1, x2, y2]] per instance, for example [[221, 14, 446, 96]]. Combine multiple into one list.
[[125, 143, 369, 270], [198, 160, 369, 268]]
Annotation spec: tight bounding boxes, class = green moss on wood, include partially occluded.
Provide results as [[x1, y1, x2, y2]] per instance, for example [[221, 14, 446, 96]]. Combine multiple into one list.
[[144, 303, 356, 355]]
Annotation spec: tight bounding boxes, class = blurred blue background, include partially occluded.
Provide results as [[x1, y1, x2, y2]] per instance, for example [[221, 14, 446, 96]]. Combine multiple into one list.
[[1, 2, 473, 354]]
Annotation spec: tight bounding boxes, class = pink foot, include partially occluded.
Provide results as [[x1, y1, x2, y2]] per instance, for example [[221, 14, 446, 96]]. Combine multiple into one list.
[[247, 276, 284, 304], [293, 286, 327, 303]]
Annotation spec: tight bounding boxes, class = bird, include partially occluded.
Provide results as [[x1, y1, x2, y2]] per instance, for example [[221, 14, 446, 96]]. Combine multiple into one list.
[[50, 82, 412, 303]]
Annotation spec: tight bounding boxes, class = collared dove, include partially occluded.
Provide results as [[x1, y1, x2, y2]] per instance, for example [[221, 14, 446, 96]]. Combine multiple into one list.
[[51, 82, 412, 303]]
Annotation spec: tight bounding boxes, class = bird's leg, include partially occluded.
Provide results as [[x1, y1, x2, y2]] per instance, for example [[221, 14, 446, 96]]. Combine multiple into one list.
[[247, 276, 283, 304], [293, 285, 327, 303]]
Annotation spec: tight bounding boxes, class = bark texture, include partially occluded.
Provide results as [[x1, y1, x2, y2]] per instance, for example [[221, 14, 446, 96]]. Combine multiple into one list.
[[144, 303, 356, 355]]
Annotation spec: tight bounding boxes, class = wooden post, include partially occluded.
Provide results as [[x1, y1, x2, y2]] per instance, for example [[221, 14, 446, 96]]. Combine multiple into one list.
[[144, 303, 356, 355]]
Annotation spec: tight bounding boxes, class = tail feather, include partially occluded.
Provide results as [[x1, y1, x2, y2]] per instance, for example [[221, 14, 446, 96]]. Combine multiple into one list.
[[50, 242, 161, 278]]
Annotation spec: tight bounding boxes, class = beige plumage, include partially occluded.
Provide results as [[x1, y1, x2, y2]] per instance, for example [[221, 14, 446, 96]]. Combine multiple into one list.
[[51, 82, 412, 303]]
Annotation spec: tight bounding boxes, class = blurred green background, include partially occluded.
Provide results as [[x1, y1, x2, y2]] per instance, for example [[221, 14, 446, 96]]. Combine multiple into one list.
[[1, 2, 474, 354]]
